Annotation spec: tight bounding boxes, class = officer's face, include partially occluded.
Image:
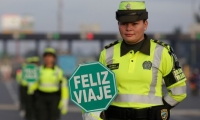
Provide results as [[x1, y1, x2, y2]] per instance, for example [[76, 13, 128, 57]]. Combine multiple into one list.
[[119, 20, 148, 44], [44, 54, 55, 65]]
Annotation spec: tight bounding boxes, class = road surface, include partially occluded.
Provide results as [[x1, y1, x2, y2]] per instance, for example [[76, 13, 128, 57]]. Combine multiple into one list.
[[0, 80, 199, 120]]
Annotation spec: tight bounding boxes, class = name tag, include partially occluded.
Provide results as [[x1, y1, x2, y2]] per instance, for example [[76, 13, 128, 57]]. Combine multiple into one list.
[[172, 68, 186, 81], [107, 63, 119, 70]]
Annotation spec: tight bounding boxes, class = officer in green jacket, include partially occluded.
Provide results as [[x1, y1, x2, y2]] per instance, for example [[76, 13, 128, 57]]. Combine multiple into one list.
[[29, 48, 69, 120], [84, 1, 187, 120], [16, 56, 40, 120]]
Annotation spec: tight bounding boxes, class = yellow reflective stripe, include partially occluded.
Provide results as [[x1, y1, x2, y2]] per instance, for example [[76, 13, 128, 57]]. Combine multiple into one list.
[[114, 94, 163, 104], [150, 44, 164, 95], [170, 86, 187, 95], [164, 94, 178, 106], [106, 46, 114, 64]]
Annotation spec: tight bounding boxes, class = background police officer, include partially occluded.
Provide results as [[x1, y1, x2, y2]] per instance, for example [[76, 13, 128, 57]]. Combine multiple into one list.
[[26, 56, 40, 120], [16, 56, 40, 120], [29, 48, 69, 120], [16, 57, 30, 118], [96, 1, 187, 120]]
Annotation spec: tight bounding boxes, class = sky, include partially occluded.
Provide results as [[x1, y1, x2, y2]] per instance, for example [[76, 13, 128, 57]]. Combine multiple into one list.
[[0, 0, 199, 34]]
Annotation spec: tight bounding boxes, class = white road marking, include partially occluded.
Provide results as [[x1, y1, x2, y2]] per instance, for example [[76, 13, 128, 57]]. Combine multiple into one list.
[[4, 81, 19, 106]]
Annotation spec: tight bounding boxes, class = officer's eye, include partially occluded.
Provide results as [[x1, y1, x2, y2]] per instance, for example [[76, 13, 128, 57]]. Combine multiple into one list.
[[132, 22, 138, 25]]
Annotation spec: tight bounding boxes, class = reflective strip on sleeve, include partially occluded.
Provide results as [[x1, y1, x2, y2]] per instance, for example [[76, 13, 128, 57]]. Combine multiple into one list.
[[169, 86, 187, 95], [40, 83, 59, 88], [114, 94, 163, 104], [62, 81, 67, 87], [149, 44, 164, 96], [164, 94, 179, 106], [106, 46, 114, 64]]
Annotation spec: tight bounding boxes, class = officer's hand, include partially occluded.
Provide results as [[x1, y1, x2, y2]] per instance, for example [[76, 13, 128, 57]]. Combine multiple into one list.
[[61, 107, 68, 115], [149, 105, 170, 120], [58, 99, 68, 115]]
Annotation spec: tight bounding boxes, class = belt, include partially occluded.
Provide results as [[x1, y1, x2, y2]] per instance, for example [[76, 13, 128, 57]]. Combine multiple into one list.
[[36, 90, 60, 95], [104, 105, 150, 120]]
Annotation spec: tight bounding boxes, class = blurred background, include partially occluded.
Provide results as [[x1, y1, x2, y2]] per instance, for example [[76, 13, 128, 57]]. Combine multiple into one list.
[[0, 0, 200, 120]]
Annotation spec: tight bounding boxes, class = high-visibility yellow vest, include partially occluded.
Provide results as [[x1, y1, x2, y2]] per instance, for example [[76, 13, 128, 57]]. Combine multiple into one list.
[[31, 65, 69, 99], [99, 39, 187, 109]]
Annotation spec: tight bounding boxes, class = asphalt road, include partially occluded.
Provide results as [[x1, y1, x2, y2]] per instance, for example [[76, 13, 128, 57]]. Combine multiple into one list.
[[0, 80, 199, 120]]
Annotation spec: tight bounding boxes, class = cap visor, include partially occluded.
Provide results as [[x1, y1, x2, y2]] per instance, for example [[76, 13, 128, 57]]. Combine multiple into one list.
[[118, 16, 139, 23]]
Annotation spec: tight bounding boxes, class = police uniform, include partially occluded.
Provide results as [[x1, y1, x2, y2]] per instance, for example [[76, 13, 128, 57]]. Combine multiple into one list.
[[16, 56, 40, 120], [16, 62, 28, 116], [29, 48, 69, 120], [84, 1, 187, 120]]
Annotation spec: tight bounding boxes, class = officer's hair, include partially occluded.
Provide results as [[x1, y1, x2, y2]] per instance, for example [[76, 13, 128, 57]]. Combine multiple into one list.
[[143, 19, 147, 23]]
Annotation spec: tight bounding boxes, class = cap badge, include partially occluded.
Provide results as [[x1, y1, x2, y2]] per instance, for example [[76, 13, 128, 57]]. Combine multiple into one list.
[[126, 3, 131, 10]]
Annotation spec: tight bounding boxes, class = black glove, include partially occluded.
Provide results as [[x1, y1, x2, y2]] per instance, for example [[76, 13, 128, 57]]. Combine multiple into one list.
[[149, 99, 173, 120]]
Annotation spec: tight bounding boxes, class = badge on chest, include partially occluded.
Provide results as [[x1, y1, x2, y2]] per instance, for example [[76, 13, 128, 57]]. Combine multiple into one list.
[[107, 63, 119, 70], [142, 61, 152, 70]]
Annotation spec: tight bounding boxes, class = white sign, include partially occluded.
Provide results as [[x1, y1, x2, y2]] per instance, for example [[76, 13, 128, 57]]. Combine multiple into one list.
[[1, 14, 21, 30]]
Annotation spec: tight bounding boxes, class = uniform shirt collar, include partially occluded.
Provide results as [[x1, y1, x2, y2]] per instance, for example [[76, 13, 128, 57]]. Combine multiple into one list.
[[120, 34, 150, 56], [43, 64, 56, 69]]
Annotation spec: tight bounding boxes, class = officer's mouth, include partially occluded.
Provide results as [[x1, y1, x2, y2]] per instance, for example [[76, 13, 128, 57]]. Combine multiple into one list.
[[125, 34, 134, 37]]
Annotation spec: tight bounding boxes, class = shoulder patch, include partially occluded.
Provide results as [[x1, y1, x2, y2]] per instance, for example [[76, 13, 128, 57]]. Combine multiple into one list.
[[105, 40, 119, 49]]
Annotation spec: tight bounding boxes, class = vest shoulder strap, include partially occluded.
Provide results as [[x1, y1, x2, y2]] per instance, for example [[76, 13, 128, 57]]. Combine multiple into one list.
[[105, 40, 119, 49]]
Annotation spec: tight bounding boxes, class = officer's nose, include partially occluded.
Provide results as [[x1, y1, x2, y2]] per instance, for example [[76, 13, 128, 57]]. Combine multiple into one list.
[[126, 23, 133, 31]]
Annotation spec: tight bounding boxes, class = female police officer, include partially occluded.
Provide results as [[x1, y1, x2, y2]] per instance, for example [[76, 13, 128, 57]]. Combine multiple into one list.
[[94, 1, 187, 120], [28, 48, 69, 120]]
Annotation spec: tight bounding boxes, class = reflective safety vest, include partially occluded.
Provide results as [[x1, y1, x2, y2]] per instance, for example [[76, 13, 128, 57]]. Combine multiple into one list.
[[28, 65, 68, 100], [38, 65, 66, 93], [99, 39, 187, 109]]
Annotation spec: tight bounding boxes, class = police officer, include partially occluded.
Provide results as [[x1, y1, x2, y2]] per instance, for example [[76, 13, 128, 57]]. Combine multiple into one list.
[[16, 56, 40, 120], [29, 48, 69, 120], [16, 57, 30, 117], [26, 56, 40, 120], [86, 1, 187, 120]]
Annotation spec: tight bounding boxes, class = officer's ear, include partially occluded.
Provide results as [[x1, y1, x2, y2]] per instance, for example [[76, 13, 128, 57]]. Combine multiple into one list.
[[143, 20, 148, 31]]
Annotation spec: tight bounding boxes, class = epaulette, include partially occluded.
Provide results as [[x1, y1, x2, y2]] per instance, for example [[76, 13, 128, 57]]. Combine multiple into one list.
[[104, 40, 119, 49], [153, 39, 180, 68], [152, 39, 173, 53]]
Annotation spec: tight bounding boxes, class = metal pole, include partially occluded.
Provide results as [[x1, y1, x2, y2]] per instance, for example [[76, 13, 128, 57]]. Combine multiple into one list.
[[16, 39, 20, 58], [57, 0, 63, 33], [57, 0, 63, 51]]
